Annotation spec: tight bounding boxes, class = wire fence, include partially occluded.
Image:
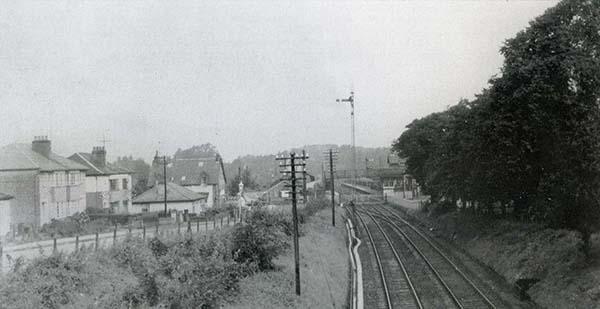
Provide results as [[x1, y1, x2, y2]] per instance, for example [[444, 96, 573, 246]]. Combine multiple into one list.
[[0, 212, 242, 273]]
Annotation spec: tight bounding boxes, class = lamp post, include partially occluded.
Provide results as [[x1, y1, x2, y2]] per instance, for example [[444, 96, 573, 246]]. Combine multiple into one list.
[[336, 91, 356, 200]]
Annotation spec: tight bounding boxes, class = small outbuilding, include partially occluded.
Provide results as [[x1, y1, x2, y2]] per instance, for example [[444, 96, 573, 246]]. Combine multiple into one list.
[[132, 182, 208, 216]]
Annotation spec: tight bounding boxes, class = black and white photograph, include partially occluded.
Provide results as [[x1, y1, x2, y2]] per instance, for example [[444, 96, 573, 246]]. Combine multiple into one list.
[[0, 0, 598, 308]]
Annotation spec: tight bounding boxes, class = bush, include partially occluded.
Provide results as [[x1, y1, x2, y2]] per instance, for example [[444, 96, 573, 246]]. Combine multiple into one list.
[[157, 234, 248, 308], [0, 251, 137, 308], [0, 210, 294, 308], [39, 212, 114, 238], [298, 198, 328, 223], [231, 209, 290, 270]]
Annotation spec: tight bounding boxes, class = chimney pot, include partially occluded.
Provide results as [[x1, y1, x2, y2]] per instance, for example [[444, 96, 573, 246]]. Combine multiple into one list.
[[91, 146, 107, 168], [32, 136, 51, 157]]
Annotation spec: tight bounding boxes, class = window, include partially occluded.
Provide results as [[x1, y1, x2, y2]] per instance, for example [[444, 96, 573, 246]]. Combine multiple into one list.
[[109, 179, 118, 191], [70, 172, 80, 184], [122, 178, 128, 190], [110, 202, 119, 213]]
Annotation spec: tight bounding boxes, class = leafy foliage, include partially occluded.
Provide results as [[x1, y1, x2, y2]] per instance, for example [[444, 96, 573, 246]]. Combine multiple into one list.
[[0, 199, 325, 308], [39, 212, 113, 237], [228, 166, 259, 196], [231, 209, 290, 270], [113, 156, 151, 195], [393, 0, 600, 251]]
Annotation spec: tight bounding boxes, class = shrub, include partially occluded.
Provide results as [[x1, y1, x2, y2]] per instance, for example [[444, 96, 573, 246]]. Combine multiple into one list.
[[231, 209, 290, 270], [0, 251, 137, 308], [157, 234, 248, 308], [39, 212, 113, 237]]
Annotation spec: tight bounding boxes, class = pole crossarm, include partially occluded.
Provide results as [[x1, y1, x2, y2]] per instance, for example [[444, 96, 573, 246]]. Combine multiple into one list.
[[275, 151, 309, 296]]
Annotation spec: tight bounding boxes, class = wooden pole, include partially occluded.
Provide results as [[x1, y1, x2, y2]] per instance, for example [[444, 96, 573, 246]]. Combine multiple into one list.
[[330, 149, 335, 227], [163, 155, 168, 216], [290, 153, 301, 295]]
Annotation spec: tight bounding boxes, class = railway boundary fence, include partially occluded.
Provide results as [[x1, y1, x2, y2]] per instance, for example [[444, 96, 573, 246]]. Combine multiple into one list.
[[0, 212, 239, 273]]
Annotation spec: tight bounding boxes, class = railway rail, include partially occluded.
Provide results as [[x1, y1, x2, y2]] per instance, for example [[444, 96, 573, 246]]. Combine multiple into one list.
[[355, 201, 497, 309], [355, 211, 422, 309]]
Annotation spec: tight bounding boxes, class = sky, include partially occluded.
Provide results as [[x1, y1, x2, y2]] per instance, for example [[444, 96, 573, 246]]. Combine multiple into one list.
[[0, 0, 559, 162]]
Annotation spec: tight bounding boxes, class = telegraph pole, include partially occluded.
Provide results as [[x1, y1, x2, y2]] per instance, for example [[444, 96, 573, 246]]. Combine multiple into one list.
[[163, 155, 168, 216], [324, 149, 338, 226], [302, 150, 307, 203], [277, 151, 309, 296]]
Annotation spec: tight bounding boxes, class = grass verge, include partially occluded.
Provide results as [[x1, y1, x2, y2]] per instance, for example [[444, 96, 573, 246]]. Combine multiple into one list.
[[402, 205, 600, 308], [225, 207, 349, 309]]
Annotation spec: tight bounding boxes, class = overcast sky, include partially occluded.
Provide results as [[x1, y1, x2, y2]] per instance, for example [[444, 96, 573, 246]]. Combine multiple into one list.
[[0, 0, 559, 162]]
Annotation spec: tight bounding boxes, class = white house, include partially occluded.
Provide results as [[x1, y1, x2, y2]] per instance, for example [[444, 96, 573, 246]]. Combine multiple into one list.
[[69, 146, 133, 214], [0, 137, 88, 230], [0, 192, 14, 238], [132, 182, 208, 216], [150, 151, 227, 209]]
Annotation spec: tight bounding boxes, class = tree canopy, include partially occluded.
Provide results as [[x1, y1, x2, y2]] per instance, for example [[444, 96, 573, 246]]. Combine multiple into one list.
[[393, 0, 600, 248]]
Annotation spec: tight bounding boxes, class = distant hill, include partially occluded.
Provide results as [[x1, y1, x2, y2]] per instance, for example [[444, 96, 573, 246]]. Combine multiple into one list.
[[224, 145, 393, 188]]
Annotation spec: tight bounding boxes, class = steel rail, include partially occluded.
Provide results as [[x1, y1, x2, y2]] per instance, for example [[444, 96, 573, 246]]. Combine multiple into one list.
[[373, 205, 497, 309], [362, 211, 423, 309], [361, 207, 464, 308], [355, 211, 393, 308]]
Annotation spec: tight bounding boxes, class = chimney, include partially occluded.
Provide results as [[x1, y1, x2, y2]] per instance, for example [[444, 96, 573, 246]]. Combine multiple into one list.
[[32, 136, 51, 157], [91, 146, 106, 168]]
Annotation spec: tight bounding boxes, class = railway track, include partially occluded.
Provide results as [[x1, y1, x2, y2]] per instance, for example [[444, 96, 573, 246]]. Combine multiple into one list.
[[355, 210, 422, 309], [356, 203, 497, 309]]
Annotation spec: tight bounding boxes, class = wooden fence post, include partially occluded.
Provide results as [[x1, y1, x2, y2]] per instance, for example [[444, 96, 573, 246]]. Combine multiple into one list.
[[178, 222, 181, 234], [196, 220, 200, 233], [187, 221, 191, 233], [213, 217, 216, 229], [113, 226, 117, 246], [143, 226, 146, 240], [155, 223, 159, 237], [95, 232, 99, 251], [220, 217, 223, 228], [75, 235, 79, 251], [53, 236, 57, 254]]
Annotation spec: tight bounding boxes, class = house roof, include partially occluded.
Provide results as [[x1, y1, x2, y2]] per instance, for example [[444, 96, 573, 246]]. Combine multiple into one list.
[[69, 153, 132, 176], [132, 182, 209, 204], [0, 144, 88, 172], [167, 156, 225, 186], [0, 192, 13, 201]]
